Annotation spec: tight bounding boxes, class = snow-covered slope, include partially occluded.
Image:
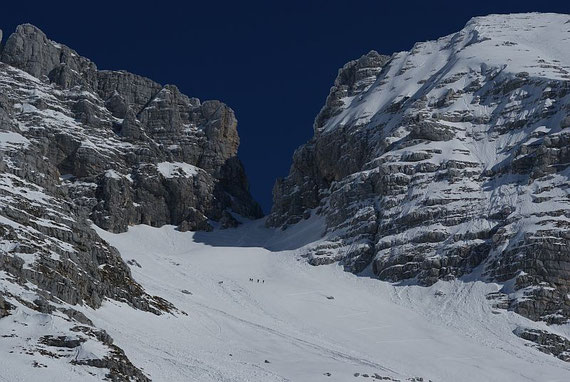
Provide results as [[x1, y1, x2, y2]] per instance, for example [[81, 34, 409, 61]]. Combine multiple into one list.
[[269, 13, 570, 325], [1, 12, 570, 381], [0, 23, 259, 380], [4, 219, 569, 381], [320, 13, 570, 133]]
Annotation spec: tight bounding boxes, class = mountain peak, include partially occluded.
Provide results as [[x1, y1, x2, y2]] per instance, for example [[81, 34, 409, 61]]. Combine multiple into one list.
[[269, 12, 570, 324]]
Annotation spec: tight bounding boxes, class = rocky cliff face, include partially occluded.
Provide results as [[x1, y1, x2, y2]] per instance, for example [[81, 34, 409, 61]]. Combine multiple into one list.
[[0, 24, 260, 379], [1, 24, 261, 233], [269, 13, 570, 324]]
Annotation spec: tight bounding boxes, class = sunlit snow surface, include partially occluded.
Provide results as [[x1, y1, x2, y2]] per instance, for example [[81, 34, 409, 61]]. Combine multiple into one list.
[[78, 218, 570, 382], [1, 216, 569, 381], [321, 13, 570, 133], [1, 12, 570, 381]]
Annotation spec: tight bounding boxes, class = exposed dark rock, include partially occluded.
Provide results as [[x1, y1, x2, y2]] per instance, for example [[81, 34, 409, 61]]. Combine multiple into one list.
[[0, 23, 261, 312], [0, 294, 13, 318], [0, 23, 261, 234], [514, 327, 570, 361], [60, 308, 94, 326], [68, 325, 150, 381], [314, 51, 390, 133], [219, 210, 241, 229], [268, 15, 570, 324], [39, 335, 86, 348], [0, 22, 262, 380]]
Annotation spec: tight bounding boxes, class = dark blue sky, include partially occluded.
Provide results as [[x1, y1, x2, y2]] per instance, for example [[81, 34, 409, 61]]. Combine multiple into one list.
[[2, 1, 569, 212]]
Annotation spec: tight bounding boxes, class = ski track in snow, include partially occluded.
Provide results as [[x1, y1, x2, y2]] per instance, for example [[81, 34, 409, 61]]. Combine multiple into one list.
[[77, 218, 570, 382], [1, 13, 570, 381]]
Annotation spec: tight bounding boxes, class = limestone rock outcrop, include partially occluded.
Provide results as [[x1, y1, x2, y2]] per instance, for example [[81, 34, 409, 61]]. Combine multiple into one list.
[[0, 23, 261, 379], [268, 13, 570, 324], [0, 24, 261, 233]]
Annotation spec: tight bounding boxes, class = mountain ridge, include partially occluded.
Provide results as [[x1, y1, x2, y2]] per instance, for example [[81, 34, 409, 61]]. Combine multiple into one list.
[[0, 13, 569, 381], [0, 22, 260, 380], [268, 12, 570, 324]]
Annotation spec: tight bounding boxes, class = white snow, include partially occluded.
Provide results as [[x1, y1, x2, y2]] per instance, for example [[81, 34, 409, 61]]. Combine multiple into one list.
[[104, 169, 122, 180], [0, 293, 110, 382], [321, 13, 570, 133], [1, 12, 569, 382], [0, 131, 30, 150], [78, 219, 570, 382], [156, 162, 200, 178]]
